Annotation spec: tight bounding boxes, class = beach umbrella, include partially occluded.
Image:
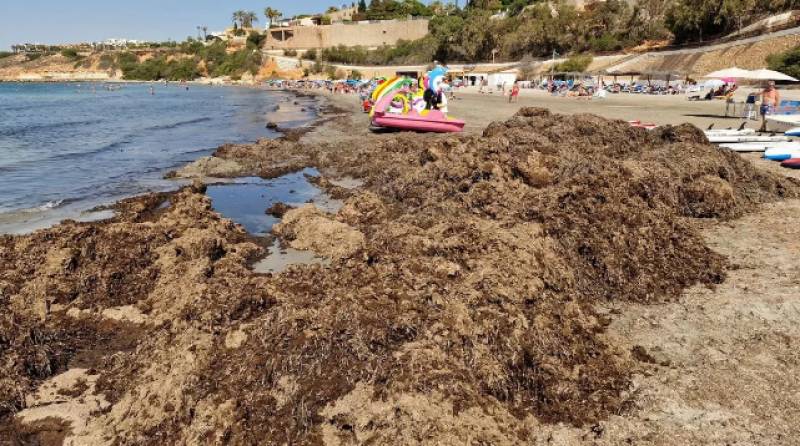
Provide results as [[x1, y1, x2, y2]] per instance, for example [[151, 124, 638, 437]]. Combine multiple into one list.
[[703, 79, 725, 88], [702, 67, 753, 79], [747, 68, 798, 82]]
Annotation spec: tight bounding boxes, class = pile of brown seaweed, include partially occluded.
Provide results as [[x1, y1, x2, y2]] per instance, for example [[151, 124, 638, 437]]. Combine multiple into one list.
[[1, 108, 796, 445]]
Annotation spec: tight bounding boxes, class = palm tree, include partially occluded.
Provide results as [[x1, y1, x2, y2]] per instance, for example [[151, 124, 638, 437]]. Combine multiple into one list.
[[196, 25, 208, 40], [241, 11, 258, 28], [232, 10, 244, 28], [264, 7, 282, 28]]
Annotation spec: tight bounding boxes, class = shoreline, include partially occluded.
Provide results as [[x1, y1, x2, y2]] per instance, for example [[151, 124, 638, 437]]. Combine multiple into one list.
[[2, 90, 800, 444], [0, 84, 322, 235]]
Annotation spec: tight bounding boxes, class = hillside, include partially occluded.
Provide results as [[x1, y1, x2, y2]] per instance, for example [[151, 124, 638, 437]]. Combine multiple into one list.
[[4, 7, 800, 83], [0, 41, 303, 83], [0, 53, 116, 81]]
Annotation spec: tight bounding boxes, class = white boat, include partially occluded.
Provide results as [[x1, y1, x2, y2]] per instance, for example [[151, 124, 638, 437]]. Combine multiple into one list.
[[704, 129, 756, 136], [785, 127, 800, 136], [767, 115, 800, 125], [707, 134, 790, 143], [719, 141, 800, 152], [767, 114, 800, 132], [764, 147, 800, 160]]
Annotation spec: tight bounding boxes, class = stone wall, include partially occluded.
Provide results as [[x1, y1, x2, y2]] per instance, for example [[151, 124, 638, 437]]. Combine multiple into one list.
[[264, 18, 429, 49]]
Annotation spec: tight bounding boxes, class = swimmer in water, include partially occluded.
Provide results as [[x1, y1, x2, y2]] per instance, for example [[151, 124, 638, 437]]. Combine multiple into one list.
[[149, 86, 155, 95]]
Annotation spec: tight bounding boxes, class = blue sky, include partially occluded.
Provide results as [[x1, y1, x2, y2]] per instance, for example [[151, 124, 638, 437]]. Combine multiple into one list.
[[0, 0, 352, 50]]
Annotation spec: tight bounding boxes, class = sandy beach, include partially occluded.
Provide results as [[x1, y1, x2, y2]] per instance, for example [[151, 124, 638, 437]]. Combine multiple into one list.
[[2, 88, 800, 445]]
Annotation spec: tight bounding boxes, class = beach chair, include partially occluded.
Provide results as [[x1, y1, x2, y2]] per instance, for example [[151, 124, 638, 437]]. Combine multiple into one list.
[[743, 94, 757, 120]]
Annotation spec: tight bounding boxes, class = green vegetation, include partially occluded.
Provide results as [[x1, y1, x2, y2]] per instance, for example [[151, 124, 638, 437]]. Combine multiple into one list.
[[318, 39, 435, 65], [767, 45, 800, 79], [666, 0, 799, 43], [264, 7, 283, 28], [0, 51, 13, 59], [232, 10, 259, 28], [555, 54, 593, 73], [98, 53, 116, 70], [324, 64, 338, 79], [302, 49, 317, 60], [247, 31, 266, 49], [119, 56, 200, 81], [60, 48, 81, 60], [115, 40, 262, 81], [358, 0, 431, 20], [301, 0, 672, 64], [283, 49, 298, 57], [295, 0, 796, 64]]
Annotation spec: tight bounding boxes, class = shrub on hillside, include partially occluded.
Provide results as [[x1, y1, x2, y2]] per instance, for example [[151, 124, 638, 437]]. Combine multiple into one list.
[[589, 34, 623, 52], [302, 49, 317, 60], [211, 49, 262, 78], [767, 46, 800, 80], [318, 39, 435, 66], [555, 54, 593, 73], [180, 40, 205, 55], [98, 54, 116, 70], [60, 48, 79, 59], [247, 31, 266, 49], [325, 64, 338, 79], [0, 51, 14, 59], [311, 59, 325, 74], [120, 56, 201, 81]]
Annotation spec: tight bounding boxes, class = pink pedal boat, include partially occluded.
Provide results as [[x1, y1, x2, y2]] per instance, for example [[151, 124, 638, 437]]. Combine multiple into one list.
[[372, 108, 465, 133]]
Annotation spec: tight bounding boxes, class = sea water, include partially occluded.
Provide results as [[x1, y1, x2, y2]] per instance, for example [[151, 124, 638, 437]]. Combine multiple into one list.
[[205, 169, 344, 274], [0, 82, 315, 233]]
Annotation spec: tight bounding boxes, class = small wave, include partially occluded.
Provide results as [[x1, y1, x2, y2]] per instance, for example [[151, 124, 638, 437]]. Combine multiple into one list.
[[45, 139, 132, 163], [38, 199, 64, 210], [144, 117, 212, 131], [0, 119, 103, 138], [0, 139, 133, 172], [10, 197, 77, 215]]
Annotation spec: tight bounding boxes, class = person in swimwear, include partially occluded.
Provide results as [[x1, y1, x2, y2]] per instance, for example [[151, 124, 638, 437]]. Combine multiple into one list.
[[759, 80, 780, 131]]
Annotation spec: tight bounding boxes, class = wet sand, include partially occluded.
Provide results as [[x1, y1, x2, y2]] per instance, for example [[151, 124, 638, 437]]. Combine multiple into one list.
[[2, 90, 800, 445]]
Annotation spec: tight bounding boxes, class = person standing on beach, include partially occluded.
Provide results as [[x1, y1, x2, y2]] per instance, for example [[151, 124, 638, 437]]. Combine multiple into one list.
[[759, 81, 780, 131], [508, 82, 520, 103]]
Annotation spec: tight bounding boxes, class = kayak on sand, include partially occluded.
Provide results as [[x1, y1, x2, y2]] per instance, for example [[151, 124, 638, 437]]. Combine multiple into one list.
[[707, 134, 790, 143], [763, 147, 800, 161], [780, 158, 800, 168], [719, 141, 800, 152]]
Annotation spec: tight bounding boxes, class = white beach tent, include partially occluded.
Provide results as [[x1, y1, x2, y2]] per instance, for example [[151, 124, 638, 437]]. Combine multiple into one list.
[[703, 67, 799, 82], [747, 69, 799, 81], [702, 67, 754, 79]]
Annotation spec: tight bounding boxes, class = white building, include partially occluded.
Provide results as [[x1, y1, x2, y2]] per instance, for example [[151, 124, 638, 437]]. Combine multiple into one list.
[[102, 38, 144, 47]]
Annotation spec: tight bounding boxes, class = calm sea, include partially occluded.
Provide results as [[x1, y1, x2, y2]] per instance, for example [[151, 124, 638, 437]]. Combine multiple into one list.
[[0, 82, 314, 233]]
